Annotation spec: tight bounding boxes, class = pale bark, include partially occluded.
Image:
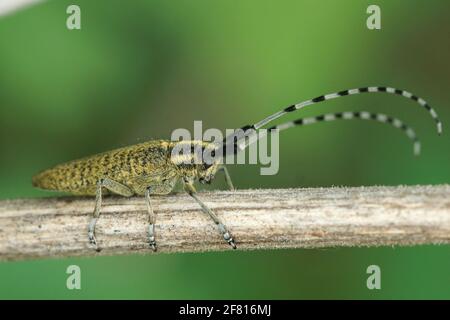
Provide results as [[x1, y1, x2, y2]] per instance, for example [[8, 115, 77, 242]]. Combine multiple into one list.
[[0, 185, 449, 261]]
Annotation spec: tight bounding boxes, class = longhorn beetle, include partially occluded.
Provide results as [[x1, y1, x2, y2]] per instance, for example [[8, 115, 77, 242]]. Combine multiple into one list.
[[32, 86, 442, 251]]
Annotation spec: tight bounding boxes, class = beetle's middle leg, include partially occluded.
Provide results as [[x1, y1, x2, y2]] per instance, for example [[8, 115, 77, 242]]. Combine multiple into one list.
[[184, 180, 236, 249], [88, 178, 133, 249]]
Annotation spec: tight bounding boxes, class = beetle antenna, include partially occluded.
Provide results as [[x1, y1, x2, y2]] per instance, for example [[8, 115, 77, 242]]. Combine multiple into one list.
[[264, 111, 421, 156], [220, 86, 439, 157], [244, 86, 441, 135]]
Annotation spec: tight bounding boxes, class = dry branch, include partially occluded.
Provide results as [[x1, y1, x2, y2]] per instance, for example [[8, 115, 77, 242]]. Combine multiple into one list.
[[1, 185, 450, 261], [0, 0, 44, 17]]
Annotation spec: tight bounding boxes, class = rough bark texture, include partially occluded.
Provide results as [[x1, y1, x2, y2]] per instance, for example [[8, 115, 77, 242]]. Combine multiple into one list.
[[1, 185, 450, 261]]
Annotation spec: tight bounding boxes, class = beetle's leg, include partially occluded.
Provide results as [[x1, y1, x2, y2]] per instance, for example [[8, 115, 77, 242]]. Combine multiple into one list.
[[219, 166, 235, 191], [88, 180, 104, 249], [145, 187, 157, 252], [184, 180, 236, 249], [88, 178, 133, 250]]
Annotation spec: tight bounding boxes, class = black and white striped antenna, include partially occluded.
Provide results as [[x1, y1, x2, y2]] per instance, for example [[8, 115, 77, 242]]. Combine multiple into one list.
[[268, 111, 421, 156], [253, 86, 441, 133], [221, 86, 441, 156]]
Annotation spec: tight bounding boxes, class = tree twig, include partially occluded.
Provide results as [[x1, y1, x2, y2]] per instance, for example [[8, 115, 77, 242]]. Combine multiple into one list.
[[0, 185, 449, 261], [0, 0, 44, 17]]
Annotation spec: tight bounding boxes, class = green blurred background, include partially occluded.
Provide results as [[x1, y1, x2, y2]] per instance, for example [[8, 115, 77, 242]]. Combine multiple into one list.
[[0, 0, 449, 299]]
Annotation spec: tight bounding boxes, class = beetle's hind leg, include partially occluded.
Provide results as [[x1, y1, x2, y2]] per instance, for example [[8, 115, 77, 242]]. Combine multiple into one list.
[[88, 178, 133, 250], [145, 187, 157, 252], [184, 180, 236, 249]]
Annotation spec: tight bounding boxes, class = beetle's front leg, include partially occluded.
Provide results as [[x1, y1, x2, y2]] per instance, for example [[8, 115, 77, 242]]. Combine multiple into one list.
[[219, 166, 235, 191], [184, 180, 236, 249]]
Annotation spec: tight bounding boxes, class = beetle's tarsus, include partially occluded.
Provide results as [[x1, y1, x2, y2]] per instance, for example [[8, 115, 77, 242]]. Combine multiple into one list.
[[88, 231, 100, 251], [148, 227, 157, 252], [228, 238, 237, 249], [223, 231, 237, 249]]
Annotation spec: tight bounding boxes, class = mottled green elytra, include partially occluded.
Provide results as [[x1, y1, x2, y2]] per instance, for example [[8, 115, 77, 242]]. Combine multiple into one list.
[[33, 86, 441, 251], [33, 140, 221, 196]]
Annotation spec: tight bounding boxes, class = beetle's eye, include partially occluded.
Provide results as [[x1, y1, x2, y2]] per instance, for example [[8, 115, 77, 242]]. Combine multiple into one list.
[[203, 163, 213, 170]]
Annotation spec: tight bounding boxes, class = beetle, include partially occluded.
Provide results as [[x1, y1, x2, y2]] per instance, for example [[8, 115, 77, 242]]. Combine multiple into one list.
[[32, 86, 441, 251]]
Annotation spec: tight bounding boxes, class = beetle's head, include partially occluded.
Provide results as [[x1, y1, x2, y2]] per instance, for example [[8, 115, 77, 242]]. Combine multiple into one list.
[[198, 161, 221, 184], [195, 142, 222, 184]]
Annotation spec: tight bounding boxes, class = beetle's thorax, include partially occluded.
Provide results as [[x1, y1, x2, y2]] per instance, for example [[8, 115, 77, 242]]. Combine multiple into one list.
[[169, 140, 221, 183]]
